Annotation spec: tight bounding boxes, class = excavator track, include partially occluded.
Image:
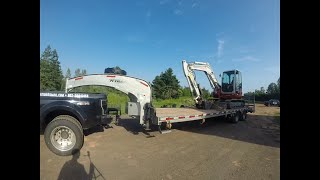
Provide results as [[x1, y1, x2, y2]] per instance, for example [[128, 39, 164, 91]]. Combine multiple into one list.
[[225, 99, 245, 109]]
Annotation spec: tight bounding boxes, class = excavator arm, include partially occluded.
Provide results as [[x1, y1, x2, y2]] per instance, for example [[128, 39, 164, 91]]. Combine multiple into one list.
[[182, 60, 221, 105]]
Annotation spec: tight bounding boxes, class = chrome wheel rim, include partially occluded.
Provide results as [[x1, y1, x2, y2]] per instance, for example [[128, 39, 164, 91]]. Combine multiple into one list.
[[50, 126, 76, 151]]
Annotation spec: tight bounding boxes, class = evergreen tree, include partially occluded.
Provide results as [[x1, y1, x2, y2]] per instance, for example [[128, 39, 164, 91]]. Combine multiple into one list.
[[152, 68, 180, 99], [40, 45, 63, 91]]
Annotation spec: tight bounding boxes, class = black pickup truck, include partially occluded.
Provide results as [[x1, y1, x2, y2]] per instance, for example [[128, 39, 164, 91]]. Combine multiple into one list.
[[40, 92, 111, 156]]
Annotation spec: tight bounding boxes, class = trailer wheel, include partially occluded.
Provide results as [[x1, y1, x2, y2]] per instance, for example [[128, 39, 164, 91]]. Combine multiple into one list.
[[240, 111, 247, 121], [231, 112, 239, 123], [44, 115, 84, 156]]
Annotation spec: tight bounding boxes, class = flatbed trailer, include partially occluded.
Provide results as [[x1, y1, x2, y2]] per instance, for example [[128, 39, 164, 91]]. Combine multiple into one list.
[[65, 74, 255, 133], [150, 104, 254, 132], [155, 106, 251, 123]]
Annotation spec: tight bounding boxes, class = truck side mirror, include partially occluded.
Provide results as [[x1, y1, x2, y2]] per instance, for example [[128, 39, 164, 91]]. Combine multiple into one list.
[[219, 74, 221, 77]]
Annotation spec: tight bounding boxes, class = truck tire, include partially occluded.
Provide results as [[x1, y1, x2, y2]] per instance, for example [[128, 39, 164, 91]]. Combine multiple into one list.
[[231, 112, 239, 123], [240, 111, 247, 121], [44, 115, 84, 156]]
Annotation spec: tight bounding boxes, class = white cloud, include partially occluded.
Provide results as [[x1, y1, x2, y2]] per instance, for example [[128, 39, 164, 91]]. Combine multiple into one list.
[[174, 9, 183, 15], [178, 0, 184, 6], [192, 3, 198, 8], [217, 39, 225, 58], [232, 56, 260, 62], [203, 39, 225, 64]]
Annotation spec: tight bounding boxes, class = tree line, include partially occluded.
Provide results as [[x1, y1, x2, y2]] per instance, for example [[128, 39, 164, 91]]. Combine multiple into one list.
[[244, 77, 280, 102], [40, 45, 87, 91]]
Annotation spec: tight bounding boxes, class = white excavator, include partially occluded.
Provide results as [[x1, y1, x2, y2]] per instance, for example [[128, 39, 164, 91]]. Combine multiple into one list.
[[182, 60, 245, 109]]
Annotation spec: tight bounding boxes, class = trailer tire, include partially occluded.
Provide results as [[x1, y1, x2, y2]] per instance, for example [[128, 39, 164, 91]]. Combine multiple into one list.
[[44, 115, 84, 156], [240, 111, 247, 121], [231, 112, 239, 123]]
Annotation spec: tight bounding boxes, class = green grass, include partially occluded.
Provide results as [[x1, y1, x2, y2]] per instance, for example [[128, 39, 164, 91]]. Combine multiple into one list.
[[152, 96, 195, 108], [107, 93, 130, 115], [71, 86, 129, 114], [108, 95, 195, 114], [107, 95, 195, 114]]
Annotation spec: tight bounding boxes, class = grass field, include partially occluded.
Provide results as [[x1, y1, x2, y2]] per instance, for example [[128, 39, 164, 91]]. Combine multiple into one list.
[[107, 92, 130, 115], [152, 96, 195, 108], [107, 94, 195, 114]]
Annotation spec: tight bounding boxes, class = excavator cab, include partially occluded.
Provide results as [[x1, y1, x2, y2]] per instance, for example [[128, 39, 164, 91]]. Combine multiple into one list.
[[221, 70, 242, 98]]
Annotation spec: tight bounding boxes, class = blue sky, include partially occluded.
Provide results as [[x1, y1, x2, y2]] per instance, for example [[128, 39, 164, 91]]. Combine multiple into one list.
[[40, 0, 279, 93]]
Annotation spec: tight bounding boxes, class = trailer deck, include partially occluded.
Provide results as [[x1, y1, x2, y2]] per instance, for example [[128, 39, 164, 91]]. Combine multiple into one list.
[[155, 107, 250, 123]]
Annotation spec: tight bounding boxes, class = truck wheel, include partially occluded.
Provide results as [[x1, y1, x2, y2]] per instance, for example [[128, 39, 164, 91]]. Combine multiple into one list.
[[240, 111, 247, 121], [231, 113, 239, 123], [44, 115, 84, 156]]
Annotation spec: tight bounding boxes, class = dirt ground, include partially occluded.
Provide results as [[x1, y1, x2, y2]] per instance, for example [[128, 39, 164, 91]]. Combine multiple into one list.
[[40, 104, 280, 180]]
